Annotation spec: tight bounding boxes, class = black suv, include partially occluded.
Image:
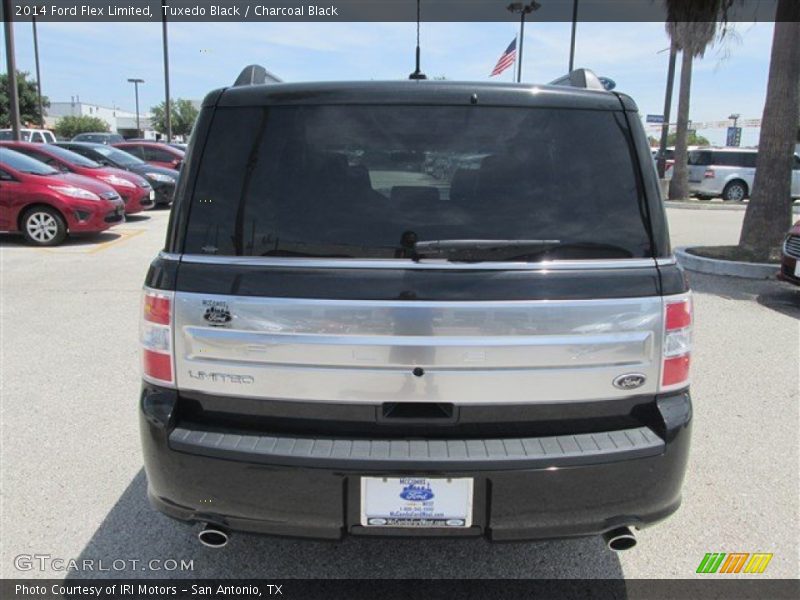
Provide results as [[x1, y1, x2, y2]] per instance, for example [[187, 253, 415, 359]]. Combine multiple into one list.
[[140, 67, 692, 549]]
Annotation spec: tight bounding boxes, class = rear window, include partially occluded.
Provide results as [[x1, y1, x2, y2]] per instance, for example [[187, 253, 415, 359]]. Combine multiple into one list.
[[183, 105, 651, 261]]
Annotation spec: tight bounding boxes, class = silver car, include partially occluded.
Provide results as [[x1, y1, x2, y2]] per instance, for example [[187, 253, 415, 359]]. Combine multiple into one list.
[[688, 147, 800, 201]]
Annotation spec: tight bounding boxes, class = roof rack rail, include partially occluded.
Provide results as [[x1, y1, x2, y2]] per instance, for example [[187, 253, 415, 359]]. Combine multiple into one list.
[[548, 68, 607, 91], [233, 64, 282, 87]]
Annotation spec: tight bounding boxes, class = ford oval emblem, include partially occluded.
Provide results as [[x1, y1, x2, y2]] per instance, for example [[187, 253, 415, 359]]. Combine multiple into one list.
[[399, 482, 435, 502], [613, 373, 647, 390]]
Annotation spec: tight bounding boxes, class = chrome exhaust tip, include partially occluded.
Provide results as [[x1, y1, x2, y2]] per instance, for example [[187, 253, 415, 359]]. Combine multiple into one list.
[[603, 526, 637, 551], [198, 524, 229, 548]]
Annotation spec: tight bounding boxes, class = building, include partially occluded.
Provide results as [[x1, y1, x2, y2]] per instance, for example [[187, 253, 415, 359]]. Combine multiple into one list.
[[45, 99, 156, 139]]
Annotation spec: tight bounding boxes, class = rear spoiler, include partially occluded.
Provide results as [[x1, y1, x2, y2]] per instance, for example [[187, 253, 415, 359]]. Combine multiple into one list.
[[549, 68, 614, 91], [233, 64, 282, 87]]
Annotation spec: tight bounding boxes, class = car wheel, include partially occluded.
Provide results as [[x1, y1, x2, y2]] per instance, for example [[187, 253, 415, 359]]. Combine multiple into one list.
[[722, 180, 747, 202], [21, 207, 67, 246]]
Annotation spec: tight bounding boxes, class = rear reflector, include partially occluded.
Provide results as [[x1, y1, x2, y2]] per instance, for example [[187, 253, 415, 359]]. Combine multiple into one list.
[[662, 355, 691, 387], [141, 288, 174, 386], [143, 349, 172, 382], [704, 169, 715, 179], [661, 295, 692, 391]]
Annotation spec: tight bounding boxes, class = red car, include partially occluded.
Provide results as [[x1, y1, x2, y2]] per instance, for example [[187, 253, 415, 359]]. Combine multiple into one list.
[[113, 141, 184, 170], [778, 220, 800, 285], [0, 148, 125, 246], [0, 141, 155, 214]]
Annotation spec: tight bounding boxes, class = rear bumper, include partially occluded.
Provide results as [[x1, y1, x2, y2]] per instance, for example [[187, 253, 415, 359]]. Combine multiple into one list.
[[140, 387, 691, 541], [688, 179, 720, 196], [778, 254, 799, 285]]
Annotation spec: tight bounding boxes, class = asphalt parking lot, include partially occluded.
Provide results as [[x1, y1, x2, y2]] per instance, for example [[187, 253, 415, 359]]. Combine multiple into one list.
[[0, 206, 798, 582]]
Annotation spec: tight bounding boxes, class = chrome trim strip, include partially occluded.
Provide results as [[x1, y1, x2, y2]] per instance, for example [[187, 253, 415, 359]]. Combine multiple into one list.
[[158, 251, 182, 262], [175, 254, 665, 271]]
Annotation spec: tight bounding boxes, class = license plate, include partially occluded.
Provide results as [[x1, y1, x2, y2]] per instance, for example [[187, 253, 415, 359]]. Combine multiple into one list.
[[360, 477, 473, 528], [794, 261, 800, 277], [149, 190, 156, 200]]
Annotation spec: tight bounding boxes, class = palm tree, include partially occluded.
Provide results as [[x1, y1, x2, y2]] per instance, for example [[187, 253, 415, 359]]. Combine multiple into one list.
[[738, 0, 800, 261], [665, 1, 733, 200]]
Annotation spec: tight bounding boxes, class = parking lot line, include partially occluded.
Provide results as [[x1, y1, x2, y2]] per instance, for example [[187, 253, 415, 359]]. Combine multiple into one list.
[[32, 228, 148, 255], [87, 228, 146, 254]]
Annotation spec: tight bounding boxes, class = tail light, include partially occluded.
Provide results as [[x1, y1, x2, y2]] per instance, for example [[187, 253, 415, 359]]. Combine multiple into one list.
[[661, 295, 692, 391], [704, 169, 715, 179], [141, 288, 174, 386]]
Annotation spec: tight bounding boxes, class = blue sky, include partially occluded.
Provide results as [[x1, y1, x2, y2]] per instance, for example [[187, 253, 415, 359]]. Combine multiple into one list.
[[5, 20, 773, 145]]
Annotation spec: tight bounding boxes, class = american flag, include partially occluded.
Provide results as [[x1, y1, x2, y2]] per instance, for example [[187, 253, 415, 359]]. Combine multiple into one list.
[[490, 38, 517, 77]]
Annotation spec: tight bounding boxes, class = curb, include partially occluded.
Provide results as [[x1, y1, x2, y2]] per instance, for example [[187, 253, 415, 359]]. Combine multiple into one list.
[[665, 200, 800, 214], [675, 247, 779, 279]]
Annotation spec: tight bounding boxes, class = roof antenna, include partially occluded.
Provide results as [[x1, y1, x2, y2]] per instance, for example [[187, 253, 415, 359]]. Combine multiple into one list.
[[408, 0, 427, 80]]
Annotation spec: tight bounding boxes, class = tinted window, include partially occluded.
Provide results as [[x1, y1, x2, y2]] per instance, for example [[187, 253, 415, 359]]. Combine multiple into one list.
[[0, 148, 59, 175], [11, 147, 64, 169], [120, 145, 146, 159], [712, 152, 757, 167], [143, 146, 176, 162], [91, 145, 145, 166], [688, 151, 712, 166], [41, 144, 101, 168], [184, 106, 650, 261]]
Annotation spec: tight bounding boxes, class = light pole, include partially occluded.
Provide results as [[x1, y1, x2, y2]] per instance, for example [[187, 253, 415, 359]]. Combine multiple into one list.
[[506, 1, 541, 83], [161, 0, 172, 141], [728, 113, 740, 128], [32, 16, 44, 127], [657, 43, 677, 178], [127, 78, 144, 137], [3, 0, 22, 140]]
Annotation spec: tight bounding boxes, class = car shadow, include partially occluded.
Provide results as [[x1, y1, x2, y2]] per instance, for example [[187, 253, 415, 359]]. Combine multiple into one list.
[[66, 470, 626, 582], [124, 214, 151, 223], [687, 271, 800, 320], [0, 231, 122, 247]]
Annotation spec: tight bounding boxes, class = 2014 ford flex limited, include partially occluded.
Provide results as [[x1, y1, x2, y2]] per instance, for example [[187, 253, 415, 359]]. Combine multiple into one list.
[[140, 68, 692, 550]]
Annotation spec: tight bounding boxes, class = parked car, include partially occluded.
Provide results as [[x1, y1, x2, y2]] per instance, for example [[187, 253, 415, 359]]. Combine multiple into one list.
[[0, 147, 125, 245], [139, 69, 693, 549], [0, 141, 155, 215], [0, 128, 57, 143], [71, 132, 125, 144], [688, 148, 800, 202], [114, 141, 184, 170], [778, 220, 800, 286], [56, 142, 178, 206]]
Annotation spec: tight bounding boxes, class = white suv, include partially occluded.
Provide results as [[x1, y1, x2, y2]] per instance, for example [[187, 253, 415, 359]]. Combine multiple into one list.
[[0, 128, 57, 144], [688, 147, 800, 202]]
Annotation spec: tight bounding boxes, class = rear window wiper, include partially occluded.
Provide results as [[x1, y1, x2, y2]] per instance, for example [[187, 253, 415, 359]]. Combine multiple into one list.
[[413, 239, 560, 254], [412, 239, 633, 261]]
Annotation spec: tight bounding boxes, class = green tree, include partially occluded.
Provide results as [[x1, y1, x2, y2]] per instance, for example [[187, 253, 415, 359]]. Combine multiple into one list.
[[54, 115, 110, 139], [665, 1, 734, 200], [739, 0, 800, 261], [666, 131, 710, 147], [0, 71, 49, 127], [150, 99, 198, 137]]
